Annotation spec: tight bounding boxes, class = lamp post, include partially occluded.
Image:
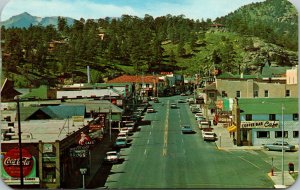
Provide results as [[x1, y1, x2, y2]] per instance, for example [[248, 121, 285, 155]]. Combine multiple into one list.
[[281, 103, 285, 186], [262, 101, 285, 185], [15, 96, 24, 187], [108, 86, 112, 142]]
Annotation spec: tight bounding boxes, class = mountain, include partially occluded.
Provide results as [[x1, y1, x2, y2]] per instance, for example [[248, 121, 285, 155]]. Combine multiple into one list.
[[0, 12, 75, 28], [215, 0, 298, 51]]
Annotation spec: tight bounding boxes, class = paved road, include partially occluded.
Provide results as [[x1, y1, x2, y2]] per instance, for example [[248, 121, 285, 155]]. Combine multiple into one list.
[[105, 96, 275, 188]]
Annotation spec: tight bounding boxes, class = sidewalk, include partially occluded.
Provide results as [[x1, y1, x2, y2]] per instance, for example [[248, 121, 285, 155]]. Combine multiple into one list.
[[212, 122, 263, 151], [268, 171, 296, 188]]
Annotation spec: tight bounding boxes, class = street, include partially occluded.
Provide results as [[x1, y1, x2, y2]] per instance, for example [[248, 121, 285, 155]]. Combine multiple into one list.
[[104, 96, 295, 188]]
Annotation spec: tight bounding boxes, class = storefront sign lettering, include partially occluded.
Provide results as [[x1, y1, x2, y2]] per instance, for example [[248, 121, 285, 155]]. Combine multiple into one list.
[[241, 120, 279, 128], [2, 148, 33, 177]]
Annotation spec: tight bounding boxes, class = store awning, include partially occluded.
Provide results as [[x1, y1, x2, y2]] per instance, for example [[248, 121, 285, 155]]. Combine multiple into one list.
[[227, 125, 237, 132]]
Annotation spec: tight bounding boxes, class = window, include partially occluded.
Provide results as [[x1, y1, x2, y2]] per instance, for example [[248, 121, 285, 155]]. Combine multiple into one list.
[[221, 91, 227, 97], [275, 131, 288, 138], [253, 90, 258, 98], [293, 113, 298, 121], [236, 91, 241, 98], [208, 92, 215, 98], [245, 114, 252, 121], [264, 90, 269, 97], [257, 131, 270, 138], [285, 90, 290, 97], [146, 84, 150, 88], [293, 131, 299, 138], [269, 114, 276, 121]]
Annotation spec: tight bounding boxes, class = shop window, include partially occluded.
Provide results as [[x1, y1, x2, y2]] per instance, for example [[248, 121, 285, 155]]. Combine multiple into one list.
[[275, 131, 288, 138], [146, 83, 150, 88], [257, 131, 270, 138], [245, 114, 252, 121], [236, 91, 241, 98], [293, 113, 298, 121], [269, 114, 276, 121], [285, 90, 290, 97], [221, 91, 227, 97], [293, 131, 299, 138], [253, 90, 258, 98], [264, 90, 269, 97]]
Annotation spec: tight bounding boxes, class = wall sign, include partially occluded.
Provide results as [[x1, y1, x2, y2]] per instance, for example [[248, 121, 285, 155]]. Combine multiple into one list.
[[241, 120, 280, 128], [2, 148, 33, 177]]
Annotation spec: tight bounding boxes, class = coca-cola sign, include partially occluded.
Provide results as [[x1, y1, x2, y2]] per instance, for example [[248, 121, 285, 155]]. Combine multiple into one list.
[[3, 148, 33, 177]]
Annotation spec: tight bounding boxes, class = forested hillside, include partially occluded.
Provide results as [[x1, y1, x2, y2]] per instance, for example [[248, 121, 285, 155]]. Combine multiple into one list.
[[215, 0, 298, 51], [1, 0, 297, 88]]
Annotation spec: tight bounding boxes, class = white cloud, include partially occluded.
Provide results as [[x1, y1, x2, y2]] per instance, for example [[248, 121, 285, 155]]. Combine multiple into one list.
[[1, 0, 266, 21]]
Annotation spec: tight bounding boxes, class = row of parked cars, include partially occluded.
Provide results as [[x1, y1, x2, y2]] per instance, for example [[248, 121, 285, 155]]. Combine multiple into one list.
[[189, 104, 217, 142], [104, 99, 156, 164]]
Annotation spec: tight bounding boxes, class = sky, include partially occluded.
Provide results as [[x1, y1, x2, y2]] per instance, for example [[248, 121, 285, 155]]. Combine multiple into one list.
[[0, 0, 299, 21], [0, 0, 269, 21]]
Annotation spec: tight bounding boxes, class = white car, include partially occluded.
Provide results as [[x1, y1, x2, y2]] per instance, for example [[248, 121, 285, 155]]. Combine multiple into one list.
[[120, 127, 129, 134], [147, 108, 155, 113], [104, 151, 120, 163], [118, 132, 128, 142], [202, 131, 216, 141], [124, 122, 135, 132]]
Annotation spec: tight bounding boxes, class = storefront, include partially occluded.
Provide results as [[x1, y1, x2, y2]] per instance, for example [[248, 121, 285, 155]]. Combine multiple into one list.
[[1, 144, 40, 188]]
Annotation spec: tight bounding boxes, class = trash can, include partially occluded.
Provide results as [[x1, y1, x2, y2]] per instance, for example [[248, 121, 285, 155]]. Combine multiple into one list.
[[233, 138, 237, 145], [288, 163, 294, 174]]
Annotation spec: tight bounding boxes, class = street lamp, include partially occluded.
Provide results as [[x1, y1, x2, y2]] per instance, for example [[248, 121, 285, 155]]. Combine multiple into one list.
[[281, 103, 285, 186], [262, 101, 285, 185], [108, 86, 113, 142], [14, 96, 24, 187]]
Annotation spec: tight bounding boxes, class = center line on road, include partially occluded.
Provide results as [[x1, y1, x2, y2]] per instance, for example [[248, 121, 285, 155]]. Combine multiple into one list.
[[163, 100, 170, 156], [144, 149, 147, 155]]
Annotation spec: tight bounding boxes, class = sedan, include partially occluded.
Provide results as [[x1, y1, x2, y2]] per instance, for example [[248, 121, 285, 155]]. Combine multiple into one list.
[[263, 141, 296, 151], [181, 125, 194, 134], [104, 151, 120, 163], [170, 103, 177, 109]]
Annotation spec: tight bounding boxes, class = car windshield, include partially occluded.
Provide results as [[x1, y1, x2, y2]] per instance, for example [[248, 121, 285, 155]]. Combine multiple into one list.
[[107, 152, 117, 156]]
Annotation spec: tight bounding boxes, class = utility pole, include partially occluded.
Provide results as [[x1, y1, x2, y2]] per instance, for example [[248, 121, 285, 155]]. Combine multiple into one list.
[[15, 96, 24, 187]]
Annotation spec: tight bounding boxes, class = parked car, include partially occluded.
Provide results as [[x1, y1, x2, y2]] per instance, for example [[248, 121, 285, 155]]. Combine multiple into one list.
[[117, 132, 128, 142], [196, 116, 205, 122], [120, 127, 129, 134], [181, 125, 194, 134], [124, 122, 135, 132], [194, 113, 203, 118], [104, 151, 120, 163], [202, 131, 216, 141], [263, 141, 296, 151], [198, 121, 211, 129], [114, 137, 127, 148], [147, 108, 155, 113], [178, 99, 186, 103]]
